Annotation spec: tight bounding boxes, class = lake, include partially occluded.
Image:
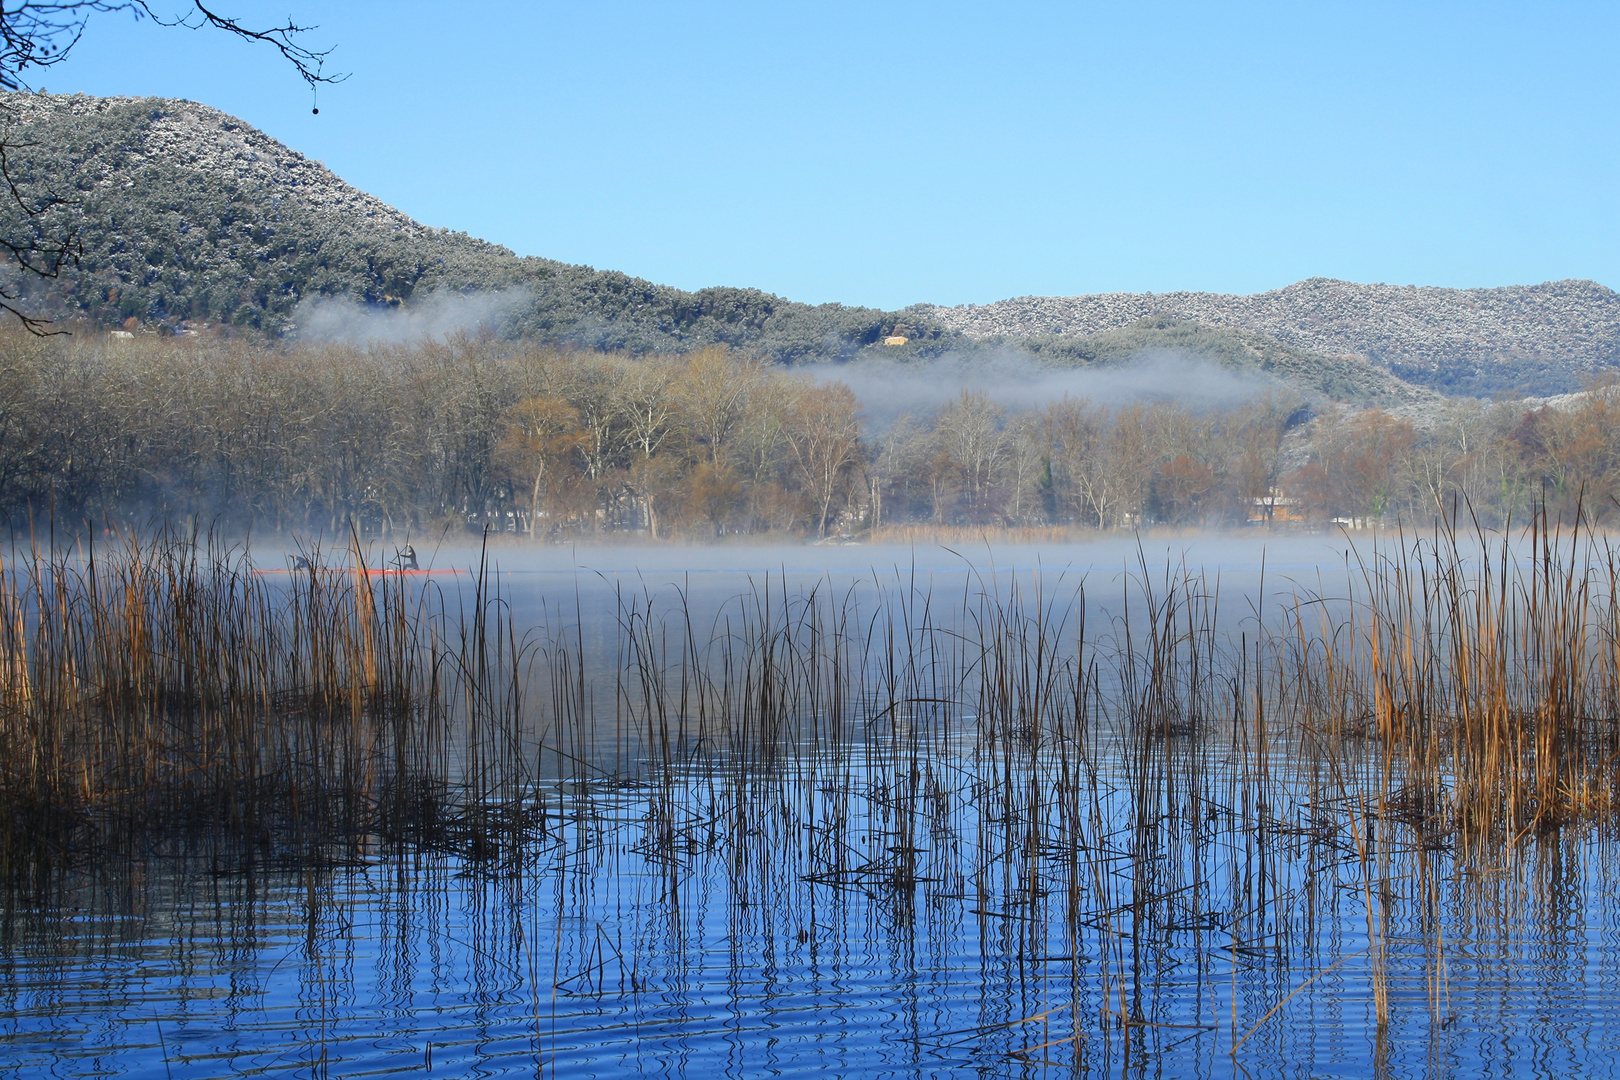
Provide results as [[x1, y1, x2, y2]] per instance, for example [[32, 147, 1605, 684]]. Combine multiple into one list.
[[4, 532, 1617, 1077]]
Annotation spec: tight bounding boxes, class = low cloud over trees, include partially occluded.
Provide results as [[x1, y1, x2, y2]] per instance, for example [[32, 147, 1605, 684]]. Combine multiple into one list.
[[1, 330, 1612, 539]]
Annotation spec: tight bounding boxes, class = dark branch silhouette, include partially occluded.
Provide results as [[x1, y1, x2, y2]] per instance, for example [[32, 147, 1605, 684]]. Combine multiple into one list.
[[0, 3, 344, 90], [0, 2, 342, 330]]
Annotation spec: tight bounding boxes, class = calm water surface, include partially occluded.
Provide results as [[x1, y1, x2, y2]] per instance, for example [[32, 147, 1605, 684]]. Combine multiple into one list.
[[5, 536, 1617, 1077]]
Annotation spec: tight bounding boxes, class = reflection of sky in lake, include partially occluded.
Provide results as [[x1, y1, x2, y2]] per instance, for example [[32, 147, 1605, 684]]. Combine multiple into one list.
[[4, 534, 1608, 1078], [5, 782, 1620, 1077]]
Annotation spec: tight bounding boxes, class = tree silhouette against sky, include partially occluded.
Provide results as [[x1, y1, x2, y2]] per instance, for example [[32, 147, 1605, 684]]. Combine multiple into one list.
[[0, 1, 340, 329]]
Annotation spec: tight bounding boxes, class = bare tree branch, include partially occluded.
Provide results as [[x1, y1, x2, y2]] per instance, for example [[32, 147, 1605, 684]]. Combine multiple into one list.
[[0, 2, 344, 90], [152, 3, 345, 89], [0, 2, 342, 330]]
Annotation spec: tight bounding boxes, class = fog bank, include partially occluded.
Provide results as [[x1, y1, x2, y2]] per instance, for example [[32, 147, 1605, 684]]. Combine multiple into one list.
[[801, 351, 1281, 428], [290, 290, 530, 345]]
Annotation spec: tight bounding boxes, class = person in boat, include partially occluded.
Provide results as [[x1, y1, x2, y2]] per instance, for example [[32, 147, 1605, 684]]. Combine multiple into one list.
[[398, 545, 419, 571]]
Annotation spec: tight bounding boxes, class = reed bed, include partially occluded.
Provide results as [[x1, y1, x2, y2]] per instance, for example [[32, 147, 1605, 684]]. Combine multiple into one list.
[[0, 528, 534, 880], [5, 510, 1620, 1072], [529, 509, 1620, 1066]]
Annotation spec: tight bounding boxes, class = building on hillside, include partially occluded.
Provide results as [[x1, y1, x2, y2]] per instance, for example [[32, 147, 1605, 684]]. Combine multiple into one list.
[[1249, 489, 1306, 525]]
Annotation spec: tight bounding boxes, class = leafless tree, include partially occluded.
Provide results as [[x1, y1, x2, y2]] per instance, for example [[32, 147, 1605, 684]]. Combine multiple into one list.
[[495, 394, 585, 537], [782, 380, 861, 537], [934, 390, 1008, 524]]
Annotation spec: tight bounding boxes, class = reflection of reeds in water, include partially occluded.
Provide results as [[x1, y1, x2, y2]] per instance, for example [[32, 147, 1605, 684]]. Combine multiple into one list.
[[6, 508, 1620, 1072], [581, 508, 1620, 1066], [0, 527, 531, 877]]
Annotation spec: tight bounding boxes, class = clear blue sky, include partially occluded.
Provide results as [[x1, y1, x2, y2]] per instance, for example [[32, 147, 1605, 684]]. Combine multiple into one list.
[[42, 1, 1620, 309]]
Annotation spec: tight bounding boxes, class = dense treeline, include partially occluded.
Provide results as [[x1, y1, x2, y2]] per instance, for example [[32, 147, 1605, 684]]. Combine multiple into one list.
[[1, 331, 1613, 539], [0, 332, 873, 536]]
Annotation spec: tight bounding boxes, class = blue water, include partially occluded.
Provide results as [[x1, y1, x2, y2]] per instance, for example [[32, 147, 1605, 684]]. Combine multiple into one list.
[[5, 537, 1616, 1078], [5, 772, 1618, 1078]]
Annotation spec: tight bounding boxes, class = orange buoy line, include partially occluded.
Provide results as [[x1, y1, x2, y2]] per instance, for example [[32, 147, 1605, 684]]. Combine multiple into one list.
[[251, 567, 464, 576]]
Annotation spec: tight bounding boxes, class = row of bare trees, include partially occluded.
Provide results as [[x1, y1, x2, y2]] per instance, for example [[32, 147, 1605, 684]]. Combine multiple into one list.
[[0, 332, 867, 537], [1281, 393, 1620, 529], [1, 329, 1615, 538], [487, 344, 863, 538], [869, 392, 1302, 530]]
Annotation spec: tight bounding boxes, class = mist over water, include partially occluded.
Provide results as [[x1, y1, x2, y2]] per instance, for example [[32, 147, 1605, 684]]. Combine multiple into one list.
[[363, 532, 1364, 676], [802, 350, 1281, 428], [403, 532, 1353, 583], [11, 283, 1577, 1080], [6, 527, 1609, 1079]]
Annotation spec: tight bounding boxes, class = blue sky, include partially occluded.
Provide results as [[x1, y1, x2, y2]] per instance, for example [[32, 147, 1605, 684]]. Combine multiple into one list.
[[42, 1, 1620, 309]]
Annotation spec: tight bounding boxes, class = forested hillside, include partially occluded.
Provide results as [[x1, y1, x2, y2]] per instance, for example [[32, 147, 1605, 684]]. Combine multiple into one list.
[[924, 278, 1620, 396], [0, 90, 1598, 405], [0, 92, 933, 362], [1008, 317, 1436, 408]]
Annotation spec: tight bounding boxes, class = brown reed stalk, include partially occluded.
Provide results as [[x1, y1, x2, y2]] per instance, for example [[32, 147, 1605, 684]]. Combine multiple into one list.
[[0, 525, 538, 875]]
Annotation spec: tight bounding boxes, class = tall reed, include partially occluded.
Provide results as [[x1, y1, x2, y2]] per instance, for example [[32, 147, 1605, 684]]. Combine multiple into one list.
[[0, 527, 530, 878], [8, 507, 1620, 1070]]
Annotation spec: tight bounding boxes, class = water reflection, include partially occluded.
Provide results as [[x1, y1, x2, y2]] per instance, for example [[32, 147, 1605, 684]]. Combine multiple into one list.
[[3, 536, 1617, 1078], [4, 795, 1617, 1077]]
